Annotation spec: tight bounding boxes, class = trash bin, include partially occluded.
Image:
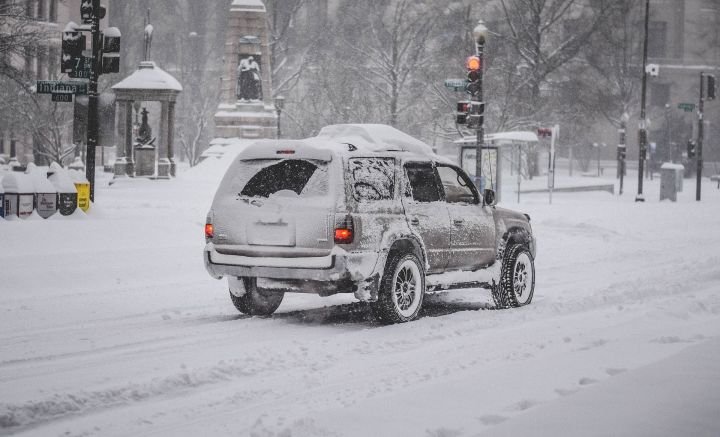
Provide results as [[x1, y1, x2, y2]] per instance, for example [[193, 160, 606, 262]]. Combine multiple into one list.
[[69, 169, 90, 212], [48, 162, 78, 216], [26, 163, 57, 219], [2, 172, 35, 219], [660, 163, 684, 202]]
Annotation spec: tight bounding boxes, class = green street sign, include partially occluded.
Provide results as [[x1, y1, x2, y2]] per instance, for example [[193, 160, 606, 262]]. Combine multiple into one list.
[[69, 56, 92, 79], [36, 80, 88, 95], [678, 103, 695, 112], [444, 78, 469, 91]]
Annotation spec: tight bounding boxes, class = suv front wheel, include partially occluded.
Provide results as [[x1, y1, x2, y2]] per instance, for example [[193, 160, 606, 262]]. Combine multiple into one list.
[[373, 252, 425, 323], [492, 244, 535, 309]]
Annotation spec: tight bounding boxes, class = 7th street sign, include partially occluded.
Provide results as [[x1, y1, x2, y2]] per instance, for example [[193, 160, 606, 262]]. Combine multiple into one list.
[[36, 80, 88, 95]]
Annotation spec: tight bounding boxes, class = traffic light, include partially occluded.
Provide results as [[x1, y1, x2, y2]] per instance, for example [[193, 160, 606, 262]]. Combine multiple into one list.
[[617, 145, 626, 161], [466, 55, 481, 97], [101, 27, 121, 74], [456, 101, 469, 125], [687, 139, 696, 159], [81, 1, 106, 24], [61, 31, 85, 73], [466, 101, 484, 129], [80, 0, 93, 24], [706, 74, 716, 101]]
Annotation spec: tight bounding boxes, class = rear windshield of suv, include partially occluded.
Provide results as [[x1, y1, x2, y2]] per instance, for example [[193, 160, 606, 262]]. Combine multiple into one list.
[[347, 157, 395, 201], [226, 159, 329, 199]]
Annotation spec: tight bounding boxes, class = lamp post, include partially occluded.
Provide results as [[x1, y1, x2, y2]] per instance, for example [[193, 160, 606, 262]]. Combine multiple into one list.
[[636, 0, 650, 202], [472, 21, 487, 192], [618, 112, 629, 195], [274, 95, 285, 139]]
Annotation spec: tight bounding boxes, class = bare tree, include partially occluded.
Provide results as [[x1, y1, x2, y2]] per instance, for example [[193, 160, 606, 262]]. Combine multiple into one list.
[[0, 1, 51, 81]]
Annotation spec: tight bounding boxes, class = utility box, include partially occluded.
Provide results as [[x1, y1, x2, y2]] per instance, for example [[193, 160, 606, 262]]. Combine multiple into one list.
[[69, 169, 90, 212], [48, 163, 78, 216], [2, 173, 35, 219], [660, 163, 684, 202]]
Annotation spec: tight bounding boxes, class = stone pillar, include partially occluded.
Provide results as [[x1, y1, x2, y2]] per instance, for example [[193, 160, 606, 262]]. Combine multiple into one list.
[[157, 100, 170, 178], [168, 101, 176, 177], [113, 100, 128, 177], [125, 101, 134, 176]]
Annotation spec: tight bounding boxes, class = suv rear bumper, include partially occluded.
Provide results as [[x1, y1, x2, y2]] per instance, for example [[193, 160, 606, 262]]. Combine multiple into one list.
[[204, 243, 382, 295]]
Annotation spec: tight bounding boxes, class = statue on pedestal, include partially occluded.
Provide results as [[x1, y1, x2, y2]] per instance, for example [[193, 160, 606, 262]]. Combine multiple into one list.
[[236, 55, 262, 101]]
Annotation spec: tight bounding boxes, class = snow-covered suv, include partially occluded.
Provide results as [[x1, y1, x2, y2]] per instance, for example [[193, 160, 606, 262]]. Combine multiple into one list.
[[204, 124, 536, 323]]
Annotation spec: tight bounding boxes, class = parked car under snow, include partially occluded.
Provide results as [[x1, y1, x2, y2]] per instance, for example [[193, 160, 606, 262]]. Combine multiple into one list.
[[204, 124, 536, 323]]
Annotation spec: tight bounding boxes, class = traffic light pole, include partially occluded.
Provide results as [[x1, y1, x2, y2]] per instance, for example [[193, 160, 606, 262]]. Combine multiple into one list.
[[85, 0, 101, 202], [636, 0, 650, 202], [474, 41, 484, 193], [696, 72, 705, 201]]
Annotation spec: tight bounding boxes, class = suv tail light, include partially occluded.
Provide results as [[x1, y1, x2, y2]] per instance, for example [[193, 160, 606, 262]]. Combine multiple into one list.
[[205, 223, 214, 239], [334, 216, 354, 244]]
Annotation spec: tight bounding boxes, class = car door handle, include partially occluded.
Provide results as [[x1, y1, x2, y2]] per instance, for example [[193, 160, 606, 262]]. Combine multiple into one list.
[[453, 219, 464, 226], [410, 217, 420, 226]]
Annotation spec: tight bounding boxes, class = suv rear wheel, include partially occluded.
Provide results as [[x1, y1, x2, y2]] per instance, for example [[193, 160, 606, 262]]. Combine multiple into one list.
[[373, 252, 425, 323], [229, 277, 284, 316], [492, 244, 535, 309]]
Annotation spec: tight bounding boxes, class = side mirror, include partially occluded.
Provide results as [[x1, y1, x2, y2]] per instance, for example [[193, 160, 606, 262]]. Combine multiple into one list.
[[483, 189, 496, 206]]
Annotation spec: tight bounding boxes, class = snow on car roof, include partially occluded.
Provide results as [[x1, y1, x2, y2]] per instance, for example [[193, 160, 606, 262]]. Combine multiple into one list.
[[317, 124, 434, 155], [236, 124, 437, 162]]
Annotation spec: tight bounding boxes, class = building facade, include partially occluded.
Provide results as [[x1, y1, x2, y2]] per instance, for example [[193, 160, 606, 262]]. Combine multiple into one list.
[[0, 0, 108, 166]]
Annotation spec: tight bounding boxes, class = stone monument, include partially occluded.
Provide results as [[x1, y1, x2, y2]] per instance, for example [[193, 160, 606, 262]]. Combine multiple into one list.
[[214, 0, 277, 139]]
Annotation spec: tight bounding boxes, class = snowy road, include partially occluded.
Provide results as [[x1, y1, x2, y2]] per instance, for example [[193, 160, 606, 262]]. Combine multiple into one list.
[[2, 164, 720, 436]]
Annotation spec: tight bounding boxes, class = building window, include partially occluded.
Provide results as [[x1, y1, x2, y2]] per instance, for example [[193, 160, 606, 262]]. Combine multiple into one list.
[[37, 0, 45, 21], [24, 0, 34, 18], [49, 0, 57, 22], [650, 83, 670, 107], [647, 21, 667, 58], [48, 45, 58, 79]]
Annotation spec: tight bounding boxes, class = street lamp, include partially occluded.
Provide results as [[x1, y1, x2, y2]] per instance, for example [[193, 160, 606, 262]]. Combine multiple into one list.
[[636, 0, 650, 202], [472, 20, 488, 193], [274, 95, 285, 139]]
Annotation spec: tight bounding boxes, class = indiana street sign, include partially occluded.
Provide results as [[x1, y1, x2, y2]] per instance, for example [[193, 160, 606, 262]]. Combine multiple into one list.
[[69, 56, 92, 79], [678, 102, 695, 112], [51, 91, 74, 103], [444, 78, 469, 91], [36, 80, 88, 95]]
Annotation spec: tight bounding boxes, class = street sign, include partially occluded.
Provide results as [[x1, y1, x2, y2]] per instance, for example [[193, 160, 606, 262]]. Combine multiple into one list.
[[678, 102, 695, 112], [36, 80, 88, 95], [52, 91, 74, 103], [444, 78, 469, 91], [69, 56, 92, 79]]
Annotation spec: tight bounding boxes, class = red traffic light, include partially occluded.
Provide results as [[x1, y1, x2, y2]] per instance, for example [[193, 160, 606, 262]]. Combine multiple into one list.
[[466, 56, 481, 71], [457, 101, 470, 112]]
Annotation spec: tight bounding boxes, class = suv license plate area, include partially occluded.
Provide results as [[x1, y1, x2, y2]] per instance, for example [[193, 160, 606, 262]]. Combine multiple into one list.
[[247, 221, 296, 246]]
